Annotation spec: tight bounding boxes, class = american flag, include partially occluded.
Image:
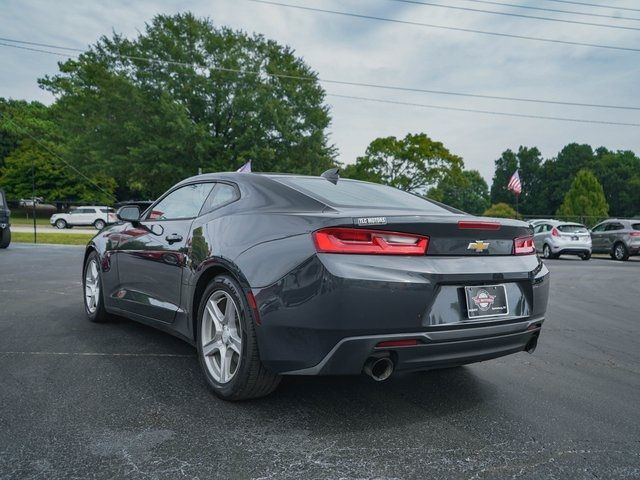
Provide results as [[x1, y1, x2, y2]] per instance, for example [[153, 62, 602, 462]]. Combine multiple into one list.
[[507, 170, 522, 195]]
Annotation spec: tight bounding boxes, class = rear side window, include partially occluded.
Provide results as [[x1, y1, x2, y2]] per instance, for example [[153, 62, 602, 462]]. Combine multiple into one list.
[[201, 183, 239, 214], [558, 224, 588, 233], [275, 177, 451, 213], [148, 183, 214, 220], [606, 223, 624, 231]]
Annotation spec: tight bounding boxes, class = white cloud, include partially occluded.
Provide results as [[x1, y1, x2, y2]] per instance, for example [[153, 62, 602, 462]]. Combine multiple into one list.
[[1, 0, 638, 182]]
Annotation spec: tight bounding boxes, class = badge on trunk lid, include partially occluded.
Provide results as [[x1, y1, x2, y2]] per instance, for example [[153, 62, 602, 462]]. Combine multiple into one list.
[[354, 217, 387, 226], [467, 240, 490, 252]]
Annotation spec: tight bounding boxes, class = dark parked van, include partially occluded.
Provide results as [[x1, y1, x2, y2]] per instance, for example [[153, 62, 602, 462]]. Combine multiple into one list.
[[0, 189, 10, 248]]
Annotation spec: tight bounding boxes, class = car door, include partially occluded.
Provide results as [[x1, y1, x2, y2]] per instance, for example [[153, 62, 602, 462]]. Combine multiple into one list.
[[605, 222, 624, 251], [590, 223, 607, 252], [533, 224, 546, 252], [68, 209, 85, 226], [114, 182, 215, 323]]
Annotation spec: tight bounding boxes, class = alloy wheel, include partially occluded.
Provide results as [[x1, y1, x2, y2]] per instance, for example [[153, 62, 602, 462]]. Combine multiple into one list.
[[615, 244, 625, 260], [84, 260, 100, 314], [543, 245, 550, 259], [201, 290, 243, 384]]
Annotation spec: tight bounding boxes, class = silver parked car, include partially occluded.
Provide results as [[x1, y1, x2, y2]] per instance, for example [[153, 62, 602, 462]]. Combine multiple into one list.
[[533, 220, 592, 260], [590, 219, 640, 261]]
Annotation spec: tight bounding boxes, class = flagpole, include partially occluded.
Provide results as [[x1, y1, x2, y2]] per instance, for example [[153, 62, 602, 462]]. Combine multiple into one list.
[[515, 193, 519, 219]]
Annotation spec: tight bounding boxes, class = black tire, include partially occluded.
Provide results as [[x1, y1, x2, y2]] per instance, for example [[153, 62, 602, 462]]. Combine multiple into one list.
[[197, 275, 280, 401], [612, 242, 629, 261], [0, 227, 10, 248], [55, 219, 67, 229], [83, 251, 109, 322], [94, 219, 106, 230], [580, 252, 591, 261], [542, 244, 556, 260]]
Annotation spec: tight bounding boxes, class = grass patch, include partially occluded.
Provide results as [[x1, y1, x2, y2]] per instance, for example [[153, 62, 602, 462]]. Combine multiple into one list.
[[10, 215, 52, 226], [11, 231, 93, 246]]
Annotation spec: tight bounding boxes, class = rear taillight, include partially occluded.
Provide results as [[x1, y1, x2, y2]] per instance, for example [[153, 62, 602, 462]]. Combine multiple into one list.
[[630, 232, 640, 237], [313, 228, 429, 255], [551, 227, 560, 237], [514, 235, 535, 255]]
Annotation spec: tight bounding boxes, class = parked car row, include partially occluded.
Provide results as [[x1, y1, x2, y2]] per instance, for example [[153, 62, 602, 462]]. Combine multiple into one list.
[[530, 218, 640, 261]]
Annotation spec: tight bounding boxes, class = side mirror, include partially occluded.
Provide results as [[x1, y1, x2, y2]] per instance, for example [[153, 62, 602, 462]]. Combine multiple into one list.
[[116, 205, 141, 223]]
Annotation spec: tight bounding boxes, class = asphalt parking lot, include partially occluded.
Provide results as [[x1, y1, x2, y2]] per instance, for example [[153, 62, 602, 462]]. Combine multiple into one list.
[[0, 245, 639, 479]]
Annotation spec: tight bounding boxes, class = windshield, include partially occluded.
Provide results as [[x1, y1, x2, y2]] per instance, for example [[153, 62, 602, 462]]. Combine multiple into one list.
[[274, 177, 451, 213], [558, 224, 588, 233]]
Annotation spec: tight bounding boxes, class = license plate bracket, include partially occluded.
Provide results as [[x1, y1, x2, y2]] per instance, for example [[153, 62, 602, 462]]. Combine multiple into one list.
[[464, 284, 509, 319]]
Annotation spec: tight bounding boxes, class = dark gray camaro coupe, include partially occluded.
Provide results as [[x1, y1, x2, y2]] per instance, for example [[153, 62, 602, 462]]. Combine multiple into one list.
[[83, 171, 550, 400]]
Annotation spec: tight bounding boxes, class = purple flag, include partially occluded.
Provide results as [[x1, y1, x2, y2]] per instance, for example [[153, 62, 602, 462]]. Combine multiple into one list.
[[236, 161, 252, 173]]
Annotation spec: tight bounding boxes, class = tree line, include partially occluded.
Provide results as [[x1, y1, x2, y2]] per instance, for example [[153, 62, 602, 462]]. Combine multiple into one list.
[[0, 12, 638, 221]]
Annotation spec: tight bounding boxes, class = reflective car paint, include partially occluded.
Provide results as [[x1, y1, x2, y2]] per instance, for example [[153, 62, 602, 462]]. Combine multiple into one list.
[[86, 172, 550, 375]]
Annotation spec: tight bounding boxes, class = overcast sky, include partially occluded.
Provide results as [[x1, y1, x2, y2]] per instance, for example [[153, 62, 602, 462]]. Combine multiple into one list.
[[2, 0, 639, 182]]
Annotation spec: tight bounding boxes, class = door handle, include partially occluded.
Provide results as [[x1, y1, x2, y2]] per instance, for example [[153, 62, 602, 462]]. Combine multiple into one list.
[[165, 233, 183, 244]]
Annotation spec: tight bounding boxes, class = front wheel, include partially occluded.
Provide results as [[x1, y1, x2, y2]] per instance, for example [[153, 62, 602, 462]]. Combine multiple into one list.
[[83, 251, 109, 322], [613, 242, 629, 261], [197, 275, 280, 401], [55, 219, 67, 229], [0, 228, 10, 248], [94, 219, 106, 230]]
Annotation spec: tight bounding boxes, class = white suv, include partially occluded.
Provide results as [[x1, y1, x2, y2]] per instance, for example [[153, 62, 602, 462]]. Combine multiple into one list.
[[50, 206, 117, 230]]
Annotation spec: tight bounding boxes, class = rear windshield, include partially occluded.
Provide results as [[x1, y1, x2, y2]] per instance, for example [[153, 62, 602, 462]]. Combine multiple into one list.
[[632, 223, 640, 231], [274, 177, 451, 213], [558, 224, 588, 233]]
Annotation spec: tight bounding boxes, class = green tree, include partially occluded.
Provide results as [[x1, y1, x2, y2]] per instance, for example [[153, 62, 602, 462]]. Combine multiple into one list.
[[483, 202, 517, 219], [489, 146, 544, 215], [0, 98, 51, 170], [556, 169, 609, 223], [342, 133, 462, 193], [0, 140, 115, 202], [429, 167, 489, 214], [39, 13, 336, 199], [592, 148, 640, 218], [541, 143, 594, 215]]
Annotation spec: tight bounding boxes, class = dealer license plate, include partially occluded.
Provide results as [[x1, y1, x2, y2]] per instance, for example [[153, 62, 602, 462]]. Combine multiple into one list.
[[464, 285, 509, 319]]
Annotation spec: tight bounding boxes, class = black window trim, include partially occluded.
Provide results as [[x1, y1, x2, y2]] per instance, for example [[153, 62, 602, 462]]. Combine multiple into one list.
[[141, 180, 240, 222]]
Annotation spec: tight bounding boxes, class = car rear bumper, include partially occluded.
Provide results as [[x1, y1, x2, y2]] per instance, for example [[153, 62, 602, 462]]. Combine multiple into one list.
[[282, 318, 543, 375], [554, 248, 591, 256], [254, 253, 550, 375], [550, 240, 591, 255]]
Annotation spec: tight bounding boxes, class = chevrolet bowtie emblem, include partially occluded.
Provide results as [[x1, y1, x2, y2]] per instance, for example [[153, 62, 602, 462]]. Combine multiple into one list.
[[468, 240, 490, 253]]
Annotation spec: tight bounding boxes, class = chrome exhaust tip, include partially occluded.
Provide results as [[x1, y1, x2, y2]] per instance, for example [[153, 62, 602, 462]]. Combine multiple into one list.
[[363, 356, 394, 382], [525, 334, 539, 354]]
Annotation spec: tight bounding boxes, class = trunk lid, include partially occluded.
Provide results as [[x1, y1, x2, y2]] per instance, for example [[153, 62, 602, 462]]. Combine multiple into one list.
[[333, 211, 532, 256]]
